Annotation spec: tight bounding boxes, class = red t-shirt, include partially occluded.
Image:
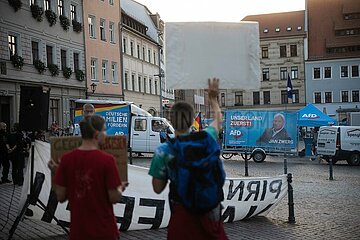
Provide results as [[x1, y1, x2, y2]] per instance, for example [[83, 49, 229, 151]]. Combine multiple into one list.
[[54, 149, 121, 240]]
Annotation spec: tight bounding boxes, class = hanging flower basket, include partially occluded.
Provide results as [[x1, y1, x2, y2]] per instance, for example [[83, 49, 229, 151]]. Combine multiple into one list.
[[30, 4, 44, 22], [72, 20, 82, 33], [59, 15, 70, 31], [63, 67, 72, 79], [8, 0, 22, 12], [10, 54, 24, 70], [48, 63, 59, 76], [75, 69, 85, 81], [33, 59, 46, 74], [45, 9, 57, 26]]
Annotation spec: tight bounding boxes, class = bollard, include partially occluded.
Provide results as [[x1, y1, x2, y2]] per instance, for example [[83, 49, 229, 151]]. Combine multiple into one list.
[[287, 173, 296, 224], [329, 158, 334, 180], [128, 147, 133, 165], [284, 157, 288, 174], [244, 152, 249, 177]]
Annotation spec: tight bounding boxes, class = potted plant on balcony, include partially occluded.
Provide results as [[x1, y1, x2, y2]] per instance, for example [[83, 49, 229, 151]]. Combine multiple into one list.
[[63, 67, 72, 79], [45, 9, 57, 26], [59, 15, 70, 31], [75, 69, 85, 81], [48, 63, 59, 76], [72, 19, 82, 33], [10, 54, 24, 70], [30, 4, 44, 22], [8, 0, 22, 12], [33, 59, 46, 74]]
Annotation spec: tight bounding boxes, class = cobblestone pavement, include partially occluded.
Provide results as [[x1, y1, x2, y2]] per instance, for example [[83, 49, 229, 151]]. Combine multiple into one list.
[[1, 155, 359, 240]]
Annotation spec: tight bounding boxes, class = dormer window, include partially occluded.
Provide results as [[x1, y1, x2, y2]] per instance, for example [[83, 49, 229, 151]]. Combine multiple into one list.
[[297, 26, 302, 31], [287, 27, 292, 31], [275, 27, 280, 32], [263, 28, 269, 33]]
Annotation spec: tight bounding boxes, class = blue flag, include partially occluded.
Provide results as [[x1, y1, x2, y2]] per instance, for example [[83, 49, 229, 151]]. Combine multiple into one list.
[[287, 74, 293, 99]]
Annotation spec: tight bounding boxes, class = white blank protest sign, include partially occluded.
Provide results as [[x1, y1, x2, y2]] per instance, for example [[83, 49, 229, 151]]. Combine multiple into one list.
[[165, 22, 260, 90]]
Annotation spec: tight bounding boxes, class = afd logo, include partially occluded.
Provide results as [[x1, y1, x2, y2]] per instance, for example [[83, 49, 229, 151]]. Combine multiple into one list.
[[302, 113, 320, 119], [229, 130, 244, 139]]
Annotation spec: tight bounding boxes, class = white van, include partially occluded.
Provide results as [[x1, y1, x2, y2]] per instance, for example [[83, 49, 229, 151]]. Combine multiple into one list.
[[317, 126, 360, 165]]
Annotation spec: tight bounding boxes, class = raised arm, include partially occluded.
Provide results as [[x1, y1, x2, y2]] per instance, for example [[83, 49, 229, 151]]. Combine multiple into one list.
[[208, 78, 222, 133]]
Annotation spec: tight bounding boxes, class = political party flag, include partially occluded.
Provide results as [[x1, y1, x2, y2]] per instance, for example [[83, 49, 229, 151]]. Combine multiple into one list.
[[287, 74, 293, 99], [192, 112, 202, 132]]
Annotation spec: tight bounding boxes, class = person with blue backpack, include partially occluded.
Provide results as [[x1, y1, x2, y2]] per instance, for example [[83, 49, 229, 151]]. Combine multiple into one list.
[[149, 78, 228, 240]]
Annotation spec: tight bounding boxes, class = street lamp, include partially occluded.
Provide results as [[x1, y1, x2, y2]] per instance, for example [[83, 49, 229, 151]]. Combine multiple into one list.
[[90, 83, 97, 94], [154, 71, 164, 117]]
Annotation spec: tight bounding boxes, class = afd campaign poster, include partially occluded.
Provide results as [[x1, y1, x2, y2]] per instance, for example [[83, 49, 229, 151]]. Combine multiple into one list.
[[224, 110, 297, 149], [74, 103, 130, 136]]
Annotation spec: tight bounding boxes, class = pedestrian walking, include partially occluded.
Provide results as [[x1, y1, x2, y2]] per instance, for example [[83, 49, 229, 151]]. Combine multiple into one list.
[[7, 123, 25, 186], [0, 122, 11, 184], [49, 114, 128, 240], [149, 78, 228, 240]]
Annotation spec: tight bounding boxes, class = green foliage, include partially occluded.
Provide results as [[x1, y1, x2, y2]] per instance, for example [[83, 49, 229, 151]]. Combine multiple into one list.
[[48, 63, 59, 76], [75, 69, 85, 81], [10, 54, 24, 70], [45, 9, 57, 26], [59, 15, 70, 31], [62, 67, 72, 79], [30, 4, 44, 22], [33, 59, 46, 74], [8, 0, 22, 12], [72, 20, 83, 33]]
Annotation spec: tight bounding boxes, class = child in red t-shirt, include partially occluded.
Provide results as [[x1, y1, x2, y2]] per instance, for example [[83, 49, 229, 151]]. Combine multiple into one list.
[[49, 115, 128, 240]]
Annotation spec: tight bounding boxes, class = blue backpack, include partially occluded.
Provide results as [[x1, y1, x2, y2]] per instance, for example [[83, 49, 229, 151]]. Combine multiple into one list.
[[168, 131, 226, 214]]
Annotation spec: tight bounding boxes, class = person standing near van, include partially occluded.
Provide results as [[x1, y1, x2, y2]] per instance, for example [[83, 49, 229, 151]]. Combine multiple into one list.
[[149, 78, 228, 240], [50, 114, 128, 239], [0, 122, 11, 184]]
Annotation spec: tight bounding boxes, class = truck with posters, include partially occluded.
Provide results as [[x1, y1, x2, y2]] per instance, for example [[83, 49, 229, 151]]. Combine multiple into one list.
[[222, 110, 298, 162], [74, 99, 175, 154]]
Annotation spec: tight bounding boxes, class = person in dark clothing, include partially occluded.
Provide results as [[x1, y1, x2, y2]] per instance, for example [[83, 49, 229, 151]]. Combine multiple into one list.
[[0, 122, 11, 184], [6, 123, 25, 186]]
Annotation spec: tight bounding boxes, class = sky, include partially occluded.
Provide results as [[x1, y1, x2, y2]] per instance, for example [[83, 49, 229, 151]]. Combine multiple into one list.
[[134, 0, 306, 22]]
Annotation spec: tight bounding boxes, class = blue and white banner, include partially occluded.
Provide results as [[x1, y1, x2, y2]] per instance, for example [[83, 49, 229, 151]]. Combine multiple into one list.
[[19, 141, 288, 231]]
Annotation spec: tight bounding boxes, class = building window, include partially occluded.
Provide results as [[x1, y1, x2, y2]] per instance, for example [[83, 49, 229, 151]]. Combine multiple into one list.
[[138, 76, 142, 92], [61, 49, 67, 69], [131, 74, 135, 91], [263, 91, 270, 104], [109, 0, 114, 5], [281, 90, 288, 104], [149, 78, 153, 94], [314, 92, 321, 103], [341, 66, 349, 78], [123, 38, 127, 53], [221, 93, 225, 107], [100, 19, 106, 41], [44, 0, 51, 10], [352, 90, 359, 102], [313, 67, 321, 79], [90, 58, 97, 80], [234, 92, 243, 106], [324, 67, 332, 79], [73, 52, 79, 72], [290, 44, 297, 57], [69, 100, 75, 122], [280, 45, 286, 57], [275, 27, 280, 32], [280, 67, 287, 80], [144, 77, 147, 93], [130, 41, 134, 56], [341, 91, 349, 102], [253, 92, 260, 105], [142, 46, 146, 60], [58, 0, 64, 16], [148, 49, 151, 63], [8, 34, 17, 56], [154, 52, 157, 65], [70, 4, 77, 21], [291, 66, 298, 79], [31, 41, 39, 62], [352, 65, 359, 77], [262, 47, 268, 58], [88, 16, 96, 38], [155, 80, 158, 95], [262, 68, 269, 81], [102, 60, 108, 82], [293, 89, 299, 103], [111, 62, 117, 83], [124, 72, 128, 90], [46, 45, 53, 65], [325, 92, 332, 103], [50, 99, 59, 125], [109, 22, 115, 43]]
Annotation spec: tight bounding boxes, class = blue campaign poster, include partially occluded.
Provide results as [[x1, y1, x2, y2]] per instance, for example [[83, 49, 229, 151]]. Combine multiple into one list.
[[224, 110, 298, 149], [74, 104, 130, 136]]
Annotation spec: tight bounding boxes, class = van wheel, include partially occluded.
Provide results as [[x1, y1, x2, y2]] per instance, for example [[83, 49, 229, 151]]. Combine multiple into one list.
[[252, 151, 266, 163], [347, 153, 360, 166], [222, 153, 233, 160]]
